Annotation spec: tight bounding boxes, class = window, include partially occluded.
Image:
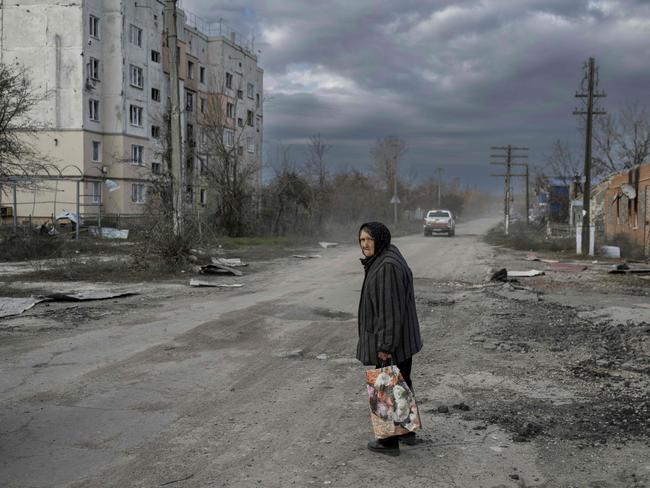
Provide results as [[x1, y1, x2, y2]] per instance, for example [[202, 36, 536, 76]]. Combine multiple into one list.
[[129, 24, 142, 47], [152, 162, 161, 174], [225, 72, 233, 89], [129, 105, 143, 126], [89, 181, 101, 204], [200, 66, 205, 84], [224, 129, 234, 147], [131, 183, 145, 203], [129, 65, 144, 88], [131, 144, 144, 164], [151, 125, 160, 138], [237, 89, 243, 100], [88, 57, 100, 80], [256, 93, 260, 108], [200, 188, 207, 206], [185, 90, 194, 112], [237, 145, 244, 156], [237, 117, 243, 128], [89, 99, 100, 121], [226, 102, 234, 118], [247, 83, 254, 99], [247, 137, 255, 153], [151, 87, 160, 102], [198, 156, 206, 174], [151, 50, 161, 63], [186, 124, 194, 145], [89, 15, 100, 39], [187, 61, 194, 79], [200, 97, 206, 113], [247, 110, 254, 126], [91, 140, 101, 162]]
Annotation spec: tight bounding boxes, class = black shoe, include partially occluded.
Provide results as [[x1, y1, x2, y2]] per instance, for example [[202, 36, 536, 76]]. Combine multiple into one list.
[[398, 432, 418, 446], [367, 440, 400, 456]]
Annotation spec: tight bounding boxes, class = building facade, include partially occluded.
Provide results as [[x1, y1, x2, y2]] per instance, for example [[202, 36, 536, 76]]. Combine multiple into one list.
[[0, 0, 263, 223]]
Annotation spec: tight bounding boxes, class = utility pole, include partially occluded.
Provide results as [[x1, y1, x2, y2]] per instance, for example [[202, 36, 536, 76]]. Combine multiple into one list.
[[392, 156, 398, 226], [165, 0, 184, 236], [574, 57, 606, 255], [436, 167, 443, 208], [490, 145, 528, 235]]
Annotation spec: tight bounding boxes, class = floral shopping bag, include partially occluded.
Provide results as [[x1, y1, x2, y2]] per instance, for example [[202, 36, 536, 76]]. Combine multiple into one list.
[[366, 365, 422, 439]]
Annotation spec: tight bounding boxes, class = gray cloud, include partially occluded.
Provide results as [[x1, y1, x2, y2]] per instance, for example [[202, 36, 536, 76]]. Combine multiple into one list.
[[183, 0, 650, 190]]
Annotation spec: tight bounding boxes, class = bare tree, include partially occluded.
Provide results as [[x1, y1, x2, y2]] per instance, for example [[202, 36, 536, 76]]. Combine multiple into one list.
[[303, 134, 332, 230], [593, 101, 650, 175], [544, 139, 582, 184], [370, 136, 406, 192], [0, 63, 51, 180], [200, 83, 258, 236]]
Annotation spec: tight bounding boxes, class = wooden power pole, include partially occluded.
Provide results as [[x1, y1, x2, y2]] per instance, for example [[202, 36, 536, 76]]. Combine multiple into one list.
[[491, 145, 528, 234], [574, 57, 606, 255], [165, 0, 184, 236]]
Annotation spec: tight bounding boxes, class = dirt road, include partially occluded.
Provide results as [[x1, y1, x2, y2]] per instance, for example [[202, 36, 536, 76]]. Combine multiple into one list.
[[1, 218, 648, 488]]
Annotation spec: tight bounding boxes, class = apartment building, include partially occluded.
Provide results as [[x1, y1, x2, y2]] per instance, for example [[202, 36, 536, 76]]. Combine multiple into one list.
[[0, 0, 263, 223]]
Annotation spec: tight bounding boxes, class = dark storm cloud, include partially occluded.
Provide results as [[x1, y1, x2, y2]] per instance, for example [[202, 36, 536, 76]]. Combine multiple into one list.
[[183, 0, 650, 189]]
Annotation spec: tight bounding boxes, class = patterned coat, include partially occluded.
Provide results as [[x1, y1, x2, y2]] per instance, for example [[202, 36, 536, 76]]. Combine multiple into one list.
[[356, 244, 422, 366]]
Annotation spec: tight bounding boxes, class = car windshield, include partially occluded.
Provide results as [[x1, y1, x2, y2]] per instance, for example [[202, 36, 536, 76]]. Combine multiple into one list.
[[428, 211, 450, 218]]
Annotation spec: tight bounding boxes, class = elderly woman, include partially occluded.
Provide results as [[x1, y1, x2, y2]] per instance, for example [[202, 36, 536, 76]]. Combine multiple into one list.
[[357, 221, 422, 456]]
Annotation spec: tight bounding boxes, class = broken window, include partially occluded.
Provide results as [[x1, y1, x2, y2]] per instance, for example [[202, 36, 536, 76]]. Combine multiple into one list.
[[226, 72, 233, 89], [151, 87, 160, 102], [151, 125, 160, 139], [88, 57, 100, 80], [129, 65, 144, 88], [129, 105, 143, 126], [89, 99, 100, 121], [131, 144, 144, 165], [187, 61, 194, 80], [200, 66, 205, 84], [151, 50, 161, 63], [185, 90, 195, 112]]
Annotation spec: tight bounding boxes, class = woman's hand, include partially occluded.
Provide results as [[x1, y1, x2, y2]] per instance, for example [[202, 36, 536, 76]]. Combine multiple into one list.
[[378, 351, 392, 361]]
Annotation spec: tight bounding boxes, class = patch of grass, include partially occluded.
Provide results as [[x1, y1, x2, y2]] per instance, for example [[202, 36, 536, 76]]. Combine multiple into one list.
[[484, 221, 575, 252]]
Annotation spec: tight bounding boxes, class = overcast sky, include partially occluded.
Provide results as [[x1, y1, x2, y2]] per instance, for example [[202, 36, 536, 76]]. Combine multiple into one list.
[[182, 0, 650, 192]]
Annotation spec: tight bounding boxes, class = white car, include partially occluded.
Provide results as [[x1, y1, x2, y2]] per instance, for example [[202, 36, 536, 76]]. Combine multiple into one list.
[[423, 209, 455, 237]]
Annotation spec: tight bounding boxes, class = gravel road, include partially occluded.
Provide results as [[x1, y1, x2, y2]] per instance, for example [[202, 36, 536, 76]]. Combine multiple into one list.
[[1, 217, 648, 488]]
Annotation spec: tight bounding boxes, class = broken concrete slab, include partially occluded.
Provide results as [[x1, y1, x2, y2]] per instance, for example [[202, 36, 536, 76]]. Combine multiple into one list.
[[189, 279, 243, 288], [198, 263, 243, 276], [211, 257, 248, 267], [0, 297, 45, 318]]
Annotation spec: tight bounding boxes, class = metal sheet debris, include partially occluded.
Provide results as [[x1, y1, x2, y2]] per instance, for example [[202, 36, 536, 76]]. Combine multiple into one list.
[[0, 297, 45, 318], [507, 270, 545, 278], [318, 242, 338, 249], [292, 254, 322, 259], [189, 279, 243, 288], [88, 227, 129, 239], [55, 210, 82, 225], [198, 263, 244, 276], [211, 257, 248, 267], [43, 291, 137, 301]]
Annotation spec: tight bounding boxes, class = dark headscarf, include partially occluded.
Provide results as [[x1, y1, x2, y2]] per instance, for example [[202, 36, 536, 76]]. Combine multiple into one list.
[[359, 221, 392, 270]]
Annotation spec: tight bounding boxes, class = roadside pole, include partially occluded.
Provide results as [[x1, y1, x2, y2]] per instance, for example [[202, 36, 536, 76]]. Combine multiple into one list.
[[574, 57, 605, 255], [165, 0, 184, 236], [491, 145, 528, 235], [436, 167, 443, 208]]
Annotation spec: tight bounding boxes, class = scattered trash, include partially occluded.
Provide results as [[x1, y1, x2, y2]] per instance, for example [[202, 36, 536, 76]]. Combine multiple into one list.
[[452, 402, 471, 411], [600, 246, 621, 258], [88, 226, 129, 239], [0, 297, 45, 318], [608, 265, 650, 275], [526, 252, 559, 264], [318, 241, 338, 249], [490, 268, 508, 282], [437, 405, 449, 413], [189, 279, 243, 288], [548, 263, 588, 272], [198, 263, 243, 276], [55, 210, 82, 225], [292, 254, 322, 259], [507, 270, 545, 278], [211, 257, 248, 267]]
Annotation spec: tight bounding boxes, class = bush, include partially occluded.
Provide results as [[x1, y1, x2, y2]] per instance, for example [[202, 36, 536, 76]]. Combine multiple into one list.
[[484, 221, 574, 252]]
